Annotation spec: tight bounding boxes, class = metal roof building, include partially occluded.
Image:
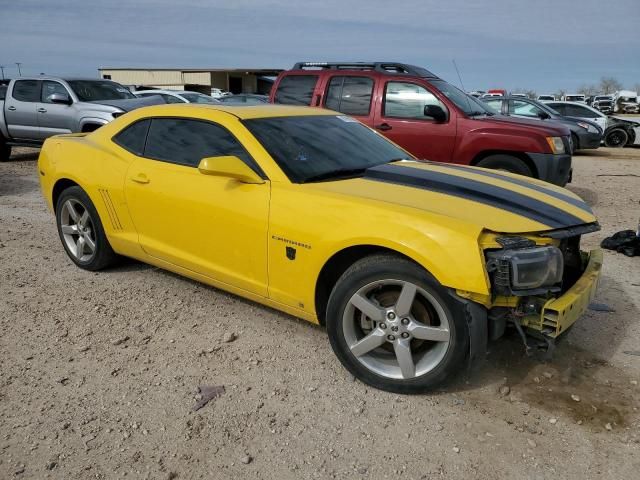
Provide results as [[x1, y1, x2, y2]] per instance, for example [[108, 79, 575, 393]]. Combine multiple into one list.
[[97, 67, 283, 94]]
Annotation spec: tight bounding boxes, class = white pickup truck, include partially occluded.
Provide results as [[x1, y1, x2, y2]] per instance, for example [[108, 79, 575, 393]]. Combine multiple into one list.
[[0, 76, 161, 161]]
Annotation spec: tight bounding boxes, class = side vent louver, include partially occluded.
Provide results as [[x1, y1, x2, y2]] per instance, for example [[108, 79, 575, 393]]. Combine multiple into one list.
[[98, 189, 122, 231]]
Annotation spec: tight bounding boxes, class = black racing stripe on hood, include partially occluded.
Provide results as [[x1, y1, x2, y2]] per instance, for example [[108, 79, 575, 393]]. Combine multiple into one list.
[[421, 162, 593, 215], [365, 164, 585, 229]]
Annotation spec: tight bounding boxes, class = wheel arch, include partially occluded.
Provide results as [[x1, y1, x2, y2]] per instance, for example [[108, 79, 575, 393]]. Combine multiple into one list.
[[470, 150, 539, 178], [52, 178, 81, 212], [314, 244, 425, 326]]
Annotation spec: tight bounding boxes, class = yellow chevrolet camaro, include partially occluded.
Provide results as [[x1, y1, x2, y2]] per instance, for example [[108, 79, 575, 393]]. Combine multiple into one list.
[[38, 104, 602, 393]]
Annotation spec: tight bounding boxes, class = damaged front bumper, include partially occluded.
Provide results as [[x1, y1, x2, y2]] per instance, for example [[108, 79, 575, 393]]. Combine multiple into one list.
[[519, 248, 603, 338]]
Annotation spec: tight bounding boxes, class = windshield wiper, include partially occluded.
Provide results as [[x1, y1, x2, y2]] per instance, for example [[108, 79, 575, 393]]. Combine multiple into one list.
[[303, 168, 368, 183]]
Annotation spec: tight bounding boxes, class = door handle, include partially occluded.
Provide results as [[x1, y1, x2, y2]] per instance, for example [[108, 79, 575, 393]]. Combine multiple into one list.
[[131, 173, 150, 184], [7, 106, 16, 111], [375, 123, 392, 131], [37, 108, 47, 113]]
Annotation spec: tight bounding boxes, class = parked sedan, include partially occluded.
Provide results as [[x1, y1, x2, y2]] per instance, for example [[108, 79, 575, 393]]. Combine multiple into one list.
[[218, 94, 269, 105], [135, 90, 221, 105], [546, 101, 640, 148], [482, 96, 602, 154], [38, 104, 601, 393]]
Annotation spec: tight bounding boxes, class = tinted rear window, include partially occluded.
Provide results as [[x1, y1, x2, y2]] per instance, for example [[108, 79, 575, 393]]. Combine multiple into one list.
[[12, 80, 41, 102], [113, 119, 151, 156], [274, 75, 318, 105], [325, 76, 374, 116]]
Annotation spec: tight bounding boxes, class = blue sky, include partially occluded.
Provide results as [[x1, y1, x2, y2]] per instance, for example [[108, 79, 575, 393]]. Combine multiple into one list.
[[1, 0, 639, 93]]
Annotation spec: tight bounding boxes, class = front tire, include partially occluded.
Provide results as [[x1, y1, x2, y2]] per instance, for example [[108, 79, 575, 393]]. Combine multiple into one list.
[[476, 154, 533, 177], [326, 254, 469, 394], [604, 128, 628, 148], [55, 186, 118, 271]]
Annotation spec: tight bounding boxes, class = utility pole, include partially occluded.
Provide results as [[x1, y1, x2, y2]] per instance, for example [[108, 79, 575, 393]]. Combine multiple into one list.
[[0, 66, 5, 80], [15, 62, 22, 76]]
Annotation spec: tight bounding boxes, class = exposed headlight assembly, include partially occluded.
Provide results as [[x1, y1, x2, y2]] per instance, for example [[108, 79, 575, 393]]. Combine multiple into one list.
[[486, 239, 564, 296], [545, 136, 565, 154]]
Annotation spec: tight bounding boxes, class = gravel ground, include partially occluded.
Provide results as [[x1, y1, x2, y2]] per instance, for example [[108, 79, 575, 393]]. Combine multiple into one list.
[[1, 147, 639, 479]]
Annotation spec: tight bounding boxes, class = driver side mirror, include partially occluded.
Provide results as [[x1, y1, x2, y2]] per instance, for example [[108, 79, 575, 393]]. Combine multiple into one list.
[[198, 155, 265, 184], [424, 104, 447, 123], [537, 111, 551, 120], [49, 92, 72, 105]]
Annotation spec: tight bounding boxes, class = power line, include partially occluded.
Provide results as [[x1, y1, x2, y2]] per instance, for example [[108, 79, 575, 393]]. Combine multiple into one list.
[[15, 62, 22, 76]]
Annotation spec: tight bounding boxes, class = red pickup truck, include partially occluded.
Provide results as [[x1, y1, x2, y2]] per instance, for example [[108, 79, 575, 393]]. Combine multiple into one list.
[[270, 62, 572, 186]]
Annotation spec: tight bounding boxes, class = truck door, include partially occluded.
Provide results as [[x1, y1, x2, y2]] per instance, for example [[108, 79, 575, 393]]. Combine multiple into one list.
[[4, 79, 41, 140], [37, 80, 75, 138], [373, 80, 457, 162]]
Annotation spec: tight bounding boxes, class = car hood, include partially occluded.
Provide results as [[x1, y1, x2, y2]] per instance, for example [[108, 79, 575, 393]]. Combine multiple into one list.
[[88, 96, 165, 112], [480, 114, 570, 136], [309, 161, 596, 233]]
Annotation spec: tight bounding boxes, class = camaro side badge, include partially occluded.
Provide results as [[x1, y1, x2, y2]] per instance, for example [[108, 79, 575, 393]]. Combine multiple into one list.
[[286, 246, 296, 260]]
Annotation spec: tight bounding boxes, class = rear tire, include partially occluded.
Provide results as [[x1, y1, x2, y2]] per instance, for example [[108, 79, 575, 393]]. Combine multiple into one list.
[[326, 254, 469, 394], [476, 154, 533, 177], [604, 128, 628, 148], [0, 136, 11, 161], [55, 186, 119, 271]]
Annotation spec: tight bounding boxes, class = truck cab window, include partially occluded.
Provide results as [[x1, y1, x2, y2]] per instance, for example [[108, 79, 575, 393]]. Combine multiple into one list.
[[41, 81, 70, 103], [274, 75, 318, 105], [325, 76, 374, 116], [12, 80, 41, 102]]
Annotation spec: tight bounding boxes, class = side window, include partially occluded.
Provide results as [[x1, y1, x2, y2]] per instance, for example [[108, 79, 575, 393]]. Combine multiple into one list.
[[41, 81, 70, 103], [483, 99, 503, 113], [549, 104, 566, 115], [12, 80, 41, 102], [383, 82, 445, 120], [144, 118, 257, 171], [274, 75, 318, 105], [112, 119, 151, 156], [324, 76, 374, 116], [510, 100, 543, 117], [568, 105, 598, 118]]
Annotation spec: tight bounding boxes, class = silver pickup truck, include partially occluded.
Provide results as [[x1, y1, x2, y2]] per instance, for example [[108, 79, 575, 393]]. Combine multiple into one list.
[[0, 76, 162, 161]]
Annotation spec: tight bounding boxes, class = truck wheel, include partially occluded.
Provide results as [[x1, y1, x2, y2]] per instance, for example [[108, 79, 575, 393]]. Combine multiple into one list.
[[475, 155, 532, 177], [325, 254, 469, 394], [55, 186, 119, 271], [0, 137, 11, 161], [570, 133, 579, 154], [604, 128, 628, 148]]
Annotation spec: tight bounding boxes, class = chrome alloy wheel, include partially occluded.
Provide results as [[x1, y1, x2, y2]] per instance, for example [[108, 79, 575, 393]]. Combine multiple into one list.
[[60, 199, 97, 262], [342, 280, 451, 380]]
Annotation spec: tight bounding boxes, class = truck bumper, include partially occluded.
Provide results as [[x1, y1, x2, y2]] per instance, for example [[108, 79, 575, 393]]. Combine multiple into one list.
[[527, 152, 572, 186]]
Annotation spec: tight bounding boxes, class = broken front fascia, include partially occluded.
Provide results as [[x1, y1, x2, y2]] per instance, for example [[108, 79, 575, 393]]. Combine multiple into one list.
[[455, 230, 602, 339]]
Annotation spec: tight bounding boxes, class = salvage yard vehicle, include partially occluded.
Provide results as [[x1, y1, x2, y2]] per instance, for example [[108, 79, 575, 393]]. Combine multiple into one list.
[[0, 76, 162, 160], [481, 96, 602, 154], [135, 89, 221, 105], [613, 90, 639, 114], [271, 62, 573, 186], [546, 101, 640, 148], [561, 94, 586, 103], [590, 95, 613, 114], [38, 103, 602, 393], [537, 94, 556, 101]]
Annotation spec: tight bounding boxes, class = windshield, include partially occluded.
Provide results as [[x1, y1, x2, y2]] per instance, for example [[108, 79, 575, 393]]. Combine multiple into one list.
[[243, 115, 411, 183], [180, 92, 220, 104], [429, 79, 493, 116], [68, 80, 135, 101]]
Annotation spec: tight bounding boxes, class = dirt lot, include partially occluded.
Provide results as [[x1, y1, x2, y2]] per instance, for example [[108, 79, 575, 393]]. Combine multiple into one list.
[[1, 147, 639, 479]]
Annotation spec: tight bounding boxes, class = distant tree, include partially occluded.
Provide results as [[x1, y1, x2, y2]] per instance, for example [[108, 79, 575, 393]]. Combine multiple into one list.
[[599, 77, 623, 94], [524, 89, 537, 99], [556, 89, 566, 100], [633, 83, 640, 94], [577, 84, 598, 96]]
